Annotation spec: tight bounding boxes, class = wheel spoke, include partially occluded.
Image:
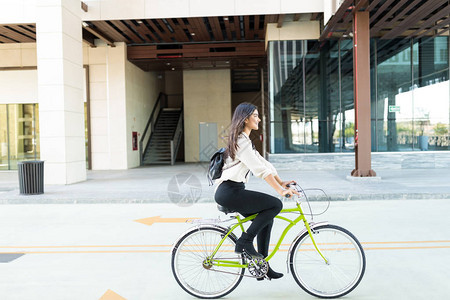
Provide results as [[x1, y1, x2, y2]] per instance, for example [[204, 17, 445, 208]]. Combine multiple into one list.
[[290, 225, 365, 298], [172, 228, 244, 298]]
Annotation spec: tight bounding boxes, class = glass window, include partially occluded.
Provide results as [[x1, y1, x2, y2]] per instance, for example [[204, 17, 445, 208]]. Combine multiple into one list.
[[268, 36, 449, 154], [412, 37, 449, 151], [269, 40, 306, 153], [0, 105, 8, 170], [375, 39, 414, 152], [340, 39, 355, 152], [0, 104, 40, 170]]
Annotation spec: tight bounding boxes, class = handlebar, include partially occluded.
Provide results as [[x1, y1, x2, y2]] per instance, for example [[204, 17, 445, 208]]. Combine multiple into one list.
[[284, 182, 307, 204], [283, 183, 331, 220]]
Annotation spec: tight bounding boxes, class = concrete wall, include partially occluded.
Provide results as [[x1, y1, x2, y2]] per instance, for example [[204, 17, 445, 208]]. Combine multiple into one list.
[[0, 41, 161, 171], [0, 43, 37, 67], [165, 71, 183, 108], [83, 43, 111, 170], [183, 69, 231, 162], [125, 61, 160, 168], [0, 44, 37, 104], [0, 0, 325, 23], [0, 69, 37, 103], [84, 42, 163, 170], [265, 21, 320, 48]]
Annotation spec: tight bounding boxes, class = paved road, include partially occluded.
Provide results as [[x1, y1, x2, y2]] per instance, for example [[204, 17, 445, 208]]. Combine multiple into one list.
[[1, 199, 449, 299]]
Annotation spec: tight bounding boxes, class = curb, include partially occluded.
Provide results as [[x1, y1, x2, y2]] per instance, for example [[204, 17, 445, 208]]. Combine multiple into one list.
[[1, 193, 450, 204]]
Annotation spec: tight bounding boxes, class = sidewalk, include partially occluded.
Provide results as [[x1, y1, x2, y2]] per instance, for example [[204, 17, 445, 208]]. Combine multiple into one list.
[[0, 163, 449, 204]]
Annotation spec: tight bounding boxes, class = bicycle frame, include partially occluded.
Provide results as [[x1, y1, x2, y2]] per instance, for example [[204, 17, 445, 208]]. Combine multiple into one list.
[[209, 201, 329, 269]]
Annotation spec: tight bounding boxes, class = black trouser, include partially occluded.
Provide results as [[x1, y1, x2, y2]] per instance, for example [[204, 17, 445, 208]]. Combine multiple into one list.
[[215, 180, 283, 257]]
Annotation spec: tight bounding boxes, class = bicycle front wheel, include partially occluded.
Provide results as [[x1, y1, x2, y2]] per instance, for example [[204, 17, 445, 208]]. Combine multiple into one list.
[[171, 226, 245, 299], [289, 224, 366, 298]]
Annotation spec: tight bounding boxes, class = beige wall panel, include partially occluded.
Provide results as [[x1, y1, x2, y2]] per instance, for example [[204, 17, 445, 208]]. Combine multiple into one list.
[[0, 43, 37, 68], [183, 69, 231, 162], [265, 21, 320, 49], [165, 71, 183, 108], [87, 47, 109, 170], [106, 43, 127, 169], [125, 61, 161, 168], [0, 70, 37, 103]]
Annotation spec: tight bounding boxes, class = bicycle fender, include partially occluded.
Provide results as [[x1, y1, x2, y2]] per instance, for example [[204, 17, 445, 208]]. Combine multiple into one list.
[[285, 221, 329, 273], [171, 224, 237, 253]]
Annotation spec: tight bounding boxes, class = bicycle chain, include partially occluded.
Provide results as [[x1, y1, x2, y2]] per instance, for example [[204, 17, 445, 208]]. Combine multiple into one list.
[[206, 252, 269, 279], [243, 251, 268, 279]]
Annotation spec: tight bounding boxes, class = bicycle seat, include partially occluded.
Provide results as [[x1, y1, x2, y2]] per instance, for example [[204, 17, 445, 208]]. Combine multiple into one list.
[[217, 204, 236, 214]]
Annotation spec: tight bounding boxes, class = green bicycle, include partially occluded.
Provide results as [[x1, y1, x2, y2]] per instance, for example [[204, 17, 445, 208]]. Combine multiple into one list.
[[171, 184, 366, 299]]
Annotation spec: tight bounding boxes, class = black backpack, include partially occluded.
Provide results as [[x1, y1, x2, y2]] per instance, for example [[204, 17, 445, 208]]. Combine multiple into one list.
[[207, 148, 241, 186], [207, 148, 226, 186]]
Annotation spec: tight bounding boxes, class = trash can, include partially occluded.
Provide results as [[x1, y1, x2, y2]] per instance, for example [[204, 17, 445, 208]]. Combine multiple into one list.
[[17, 160, 44, 195]]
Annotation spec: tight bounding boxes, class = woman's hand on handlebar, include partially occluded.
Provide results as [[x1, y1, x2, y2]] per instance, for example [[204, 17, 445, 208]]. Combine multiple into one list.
[[279, 187, 300, 198], [281, 180, 297, 189]]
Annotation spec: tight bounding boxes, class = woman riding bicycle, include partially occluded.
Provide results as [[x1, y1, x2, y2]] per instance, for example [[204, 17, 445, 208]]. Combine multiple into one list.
[[214, 102, 299, 280]]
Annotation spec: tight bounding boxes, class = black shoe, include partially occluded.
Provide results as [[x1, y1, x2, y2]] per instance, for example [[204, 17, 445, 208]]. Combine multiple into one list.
[[257, 267, 284, 281], [235, 233, 263, 258]]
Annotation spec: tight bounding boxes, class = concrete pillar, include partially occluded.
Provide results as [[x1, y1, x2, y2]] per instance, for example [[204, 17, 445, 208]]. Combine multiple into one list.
[[36, 0, 86, 184], [351, 11, 376, 177], [106, 43, 127, 169]]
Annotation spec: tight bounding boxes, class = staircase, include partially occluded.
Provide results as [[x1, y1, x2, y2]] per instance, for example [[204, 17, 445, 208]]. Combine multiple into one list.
[[142, 108, 182, 165]]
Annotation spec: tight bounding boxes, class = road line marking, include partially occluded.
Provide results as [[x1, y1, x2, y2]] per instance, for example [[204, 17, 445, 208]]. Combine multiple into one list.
[[0, 245, 172, 249], [2, 245, 450, 254], [0, 250, 169, 254], [364, 246, 450, 250], [135, 216, 200, 226], [1, 240, 449, 250], [362, 240, 450, 244]]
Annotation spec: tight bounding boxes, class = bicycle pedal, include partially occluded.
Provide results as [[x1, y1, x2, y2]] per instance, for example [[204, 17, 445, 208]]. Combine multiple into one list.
[[247, 256, 269, 279], [241, 250, 253, 261]]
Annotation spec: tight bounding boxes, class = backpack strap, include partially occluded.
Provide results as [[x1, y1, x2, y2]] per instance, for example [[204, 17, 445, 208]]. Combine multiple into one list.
[[222, 160, 241, 171]]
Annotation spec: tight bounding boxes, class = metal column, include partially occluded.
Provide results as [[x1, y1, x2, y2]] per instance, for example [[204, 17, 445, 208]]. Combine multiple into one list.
[[351, 11, 376, 177]]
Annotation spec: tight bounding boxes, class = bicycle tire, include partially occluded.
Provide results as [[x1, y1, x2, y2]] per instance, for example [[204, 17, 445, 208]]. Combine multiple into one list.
[[171, 226, 245, 299], [289, 224, 366, 298]]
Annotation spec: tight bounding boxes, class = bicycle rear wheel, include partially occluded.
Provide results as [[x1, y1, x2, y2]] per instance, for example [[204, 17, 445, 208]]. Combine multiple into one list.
[[289, 224, 366, 298], [171, 226, 245, 299]]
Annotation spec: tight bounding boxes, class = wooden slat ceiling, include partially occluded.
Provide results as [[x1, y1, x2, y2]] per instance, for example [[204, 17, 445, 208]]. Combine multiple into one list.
[[0, 15, 295, 44], [87, 14, 323, 71], [1, 14, 319, 71], [85, 15, 281, 44], [0, 24, 36, 43], [320, 0, 450, 41]]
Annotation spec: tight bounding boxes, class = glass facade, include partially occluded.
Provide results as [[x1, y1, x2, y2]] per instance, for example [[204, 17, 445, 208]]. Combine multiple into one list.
[[0, 102, 90, 170], [268, 37, 450, 153], [0, 104, 40, 170]]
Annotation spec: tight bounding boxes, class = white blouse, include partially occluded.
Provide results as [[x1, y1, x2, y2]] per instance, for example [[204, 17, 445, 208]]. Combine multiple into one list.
[[215, 132, 278, 186]]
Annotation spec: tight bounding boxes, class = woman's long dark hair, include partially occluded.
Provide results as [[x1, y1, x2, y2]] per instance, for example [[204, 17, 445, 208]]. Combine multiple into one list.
[[226, 102, 257, 160]]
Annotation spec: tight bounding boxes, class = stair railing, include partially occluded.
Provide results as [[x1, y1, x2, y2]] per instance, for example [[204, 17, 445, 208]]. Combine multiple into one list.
[[170, 105, 184, 165], [140, 93, 167, 166]]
